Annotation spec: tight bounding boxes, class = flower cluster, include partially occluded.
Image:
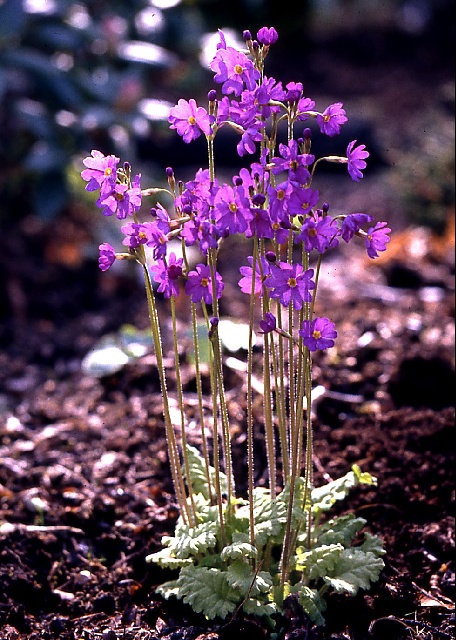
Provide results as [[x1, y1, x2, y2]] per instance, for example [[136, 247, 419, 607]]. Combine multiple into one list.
[[82, 26, 389, 353]]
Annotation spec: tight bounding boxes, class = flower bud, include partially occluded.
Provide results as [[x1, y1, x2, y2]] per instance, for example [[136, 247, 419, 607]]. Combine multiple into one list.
[[252, 193, 266, 206]]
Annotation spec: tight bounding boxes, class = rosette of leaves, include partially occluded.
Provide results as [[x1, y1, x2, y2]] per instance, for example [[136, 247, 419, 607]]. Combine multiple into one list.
[[147, 447, 385, 627]]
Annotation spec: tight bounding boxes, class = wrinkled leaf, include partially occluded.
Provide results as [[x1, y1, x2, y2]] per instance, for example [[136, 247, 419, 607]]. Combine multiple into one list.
[[176, 565, 239, 619], [323, 547, 385, 595]]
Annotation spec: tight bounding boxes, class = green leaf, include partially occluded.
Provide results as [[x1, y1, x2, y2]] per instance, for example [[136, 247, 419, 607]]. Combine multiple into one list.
[[185, 445, 228, 501], [315, 514, 367, 547], [294, 544, 344, 578], [176, 565, 240, 619], [225, 560, 272, 597], [220, 542, 258, 562], [156, 579, 180, 600], [352, 464, 377, 485], [359, 532, 386, 557], [296, 586, 327, 626], [145, 548, 194, 568], [163, 519, 219, 559], [311, 467, 376, 514], [323, 548, 385, 595], [242, 597, 277, 620]]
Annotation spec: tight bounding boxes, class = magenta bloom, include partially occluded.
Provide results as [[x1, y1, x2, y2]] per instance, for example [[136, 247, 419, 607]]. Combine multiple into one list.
[[185, 263, 224, 304], [288, 186, 319, 216], [316, 102, 348, 137], [271, 139, 312, 184], [214, 184, 249, 235], [347, 140, 369, 181], [210, 46, 260, 96], [169, 99, 213, 143], [98, 243, 116, 271], [284, 81, 303, 103], [341, 213, 374, 243], [152, 253, 183, 299], [295, 214, 340, 253], [365, 222, 391, 259], [257, 27, 278, 45], [299, 317, 337, 351], [238, 255, 270, 296], [121, 222, 150, 249], [296, 96, 316, 121], [267, 262, 315, 310], [97, 175, 142, 219], [81, 150, 119, 195], [259, 312, 276, 334]]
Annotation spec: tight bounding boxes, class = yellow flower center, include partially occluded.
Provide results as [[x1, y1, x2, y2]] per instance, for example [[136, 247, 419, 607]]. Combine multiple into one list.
[[229, 202, 237, 212], [312, 330, 322, 339], [201, 277, 209, 287], [277, 189, 285, 200], [287, 277, 297, 288], [323, 114, 331, 122], [234, 64, 244, 75], [188, 115, 196, 125], [138, 231, 147, 241], [104, 167, 112, 176]]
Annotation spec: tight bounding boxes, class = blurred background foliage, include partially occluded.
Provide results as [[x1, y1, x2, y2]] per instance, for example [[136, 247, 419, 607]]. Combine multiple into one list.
[[0, 0, 453, 234]]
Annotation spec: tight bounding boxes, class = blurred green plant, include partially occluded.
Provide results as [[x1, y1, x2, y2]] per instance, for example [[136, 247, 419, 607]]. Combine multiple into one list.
[[0, 0, 201, 223]]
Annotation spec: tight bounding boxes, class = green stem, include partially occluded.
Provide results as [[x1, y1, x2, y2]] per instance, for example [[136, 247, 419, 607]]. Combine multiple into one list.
[[170, 294, 197, 524], [141, 258, 191, 525], [191, 302, 214, 504]]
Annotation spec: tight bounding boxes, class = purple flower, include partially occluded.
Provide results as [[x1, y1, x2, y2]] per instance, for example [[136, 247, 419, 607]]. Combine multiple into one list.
[[259, 312, 277, 334], [245, 205, 274, 239], [284, 81, 303, 103], [185, 263, 224, 304], [316, 102, 348, 137], [295, 214, 340, 253], [299, 317, 337, 351], [214, 184, 249, 235], [341, 213, 374, 243], [296, 97, 316, 121], [347, 140, 369, 181], [145, 222, 169, 260], [267, 262, 315, 310], [238, 255, 270, 296], [288, 186, 319, 217], [271, 140, 312, 184], [257, 27, 278, 45], [210, 46, 260, 96], [254, 77, 285, 118], [98, 243, 116, 271], [365, 222, 391, 259], [97, 174, 142, 219], [152, 253, 183, 298], [268, 181, 292, 222], [121, 222, 150, 249], [169, 99, 213, 143], [236, 123, 264, 157], [81, 150, 119, 195]]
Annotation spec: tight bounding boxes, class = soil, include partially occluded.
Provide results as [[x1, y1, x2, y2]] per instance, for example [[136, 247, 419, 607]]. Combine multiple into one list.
[[0, 25, 455, 640]]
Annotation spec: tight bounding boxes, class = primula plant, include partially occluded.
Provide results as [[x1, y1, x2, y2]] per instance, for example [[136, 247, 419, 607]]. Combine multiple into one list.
[[81, 26, 390, 628]]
